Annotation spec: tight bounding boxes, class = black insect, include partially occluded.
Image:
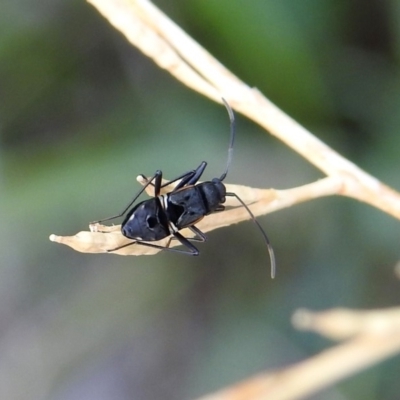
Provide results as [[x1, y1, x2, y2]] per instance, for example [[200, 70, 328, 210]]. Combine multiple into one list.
[[95, 99, 276, 277]]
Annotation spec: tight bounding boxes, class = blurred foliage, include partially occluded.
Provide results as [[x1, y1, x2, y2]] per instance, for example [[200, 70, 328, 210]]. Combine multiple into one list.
[[1, 1, 400, 399]]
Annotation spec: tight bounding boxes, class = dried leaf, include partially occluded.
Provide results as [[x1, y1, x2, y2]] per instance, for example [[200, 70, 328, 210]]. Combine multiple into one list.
[[50, 180, 277, 255]]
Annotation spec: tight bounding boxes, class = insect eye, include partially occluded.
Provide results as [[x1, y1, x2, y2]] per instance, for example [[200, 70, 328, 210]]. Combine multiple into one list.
[[146, 216, 158, 229]]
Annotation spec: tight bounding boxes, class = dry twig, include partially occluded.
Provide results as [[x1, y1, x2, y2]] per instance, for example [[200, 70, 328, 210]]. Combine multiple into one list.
[[50, 176, 340, 255], [84, 0, 400, 218], [194, 307, 400, 400]]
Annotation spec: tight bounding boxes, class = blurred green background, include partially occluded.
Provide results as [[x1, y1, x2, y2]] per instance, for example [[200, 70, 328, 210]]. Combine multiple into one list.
[[1, 0, 400, 399]]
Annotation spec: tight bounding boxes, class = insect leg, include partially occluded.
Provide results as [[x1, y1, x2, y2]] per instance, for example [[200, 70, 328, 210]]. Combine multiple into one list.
[[139, 161, 207, 192], [226, 192, 276, 278], [107, 232, 199, 256], [175, 161, 207, 189], [167, 225, 207, 243], [187, 226, 207, 242], [139, 170, 196, 191], [93, 170, 163, 224], [171, 231, 200, 254]]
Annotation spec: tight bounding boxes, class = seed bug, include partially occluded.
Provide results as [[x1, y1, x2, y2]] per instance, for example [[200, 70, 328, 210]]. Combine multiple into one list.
[[94, 99, 276, 278]]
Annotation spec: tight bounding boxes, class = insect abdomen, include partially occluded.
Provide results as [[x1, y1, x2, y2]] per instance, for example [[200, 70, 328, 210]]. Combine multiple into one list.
[[199, 180, 226, 212]]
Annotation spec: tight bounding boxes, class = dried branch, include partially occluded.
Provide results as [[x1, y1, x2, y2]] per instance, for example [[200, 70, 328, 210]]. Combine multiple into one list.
[[293, 307, 400, 340], [85, 0, 400, 219], [50, 176, 340, 255], [194, 307, 400, 400], [51, 0, 400, 252]]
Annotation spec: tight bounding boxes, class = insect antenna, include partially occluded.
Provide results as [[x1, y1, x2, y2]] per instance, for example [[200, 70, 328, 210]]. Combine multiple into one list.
[[218, 99, 276, 278], [219, 98, 235, 182], [227, 192, 276, 279]]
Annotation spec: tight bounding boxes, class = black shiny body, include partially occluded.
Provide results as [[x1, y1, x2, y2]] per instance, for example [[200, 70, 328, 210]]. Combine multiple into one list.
[[94, 99, 276, 276], [167, 179, 226, 229], [111, 162, 227, 255]]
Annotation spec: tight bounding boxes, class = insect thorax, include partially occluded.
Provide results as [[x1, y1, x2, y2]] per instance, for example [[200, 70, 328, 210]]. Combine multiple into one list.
[[165, 180, 226, 229]]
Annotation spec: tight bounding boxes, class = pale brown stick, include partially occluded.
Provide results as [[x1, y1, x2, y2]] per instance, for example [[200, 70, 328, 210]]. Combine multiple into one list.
[[86, 0, 400, 219], [195, 307, 400, 400]]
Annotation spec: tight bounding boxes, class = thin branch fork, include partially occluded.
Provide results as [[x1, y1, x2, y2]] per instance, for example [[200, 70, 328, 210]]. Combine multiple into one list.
[[52, 0, 400, 253], [196, 333, 400, 400], [86, 0, 400, 219], [195, 306, 400, 400]]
